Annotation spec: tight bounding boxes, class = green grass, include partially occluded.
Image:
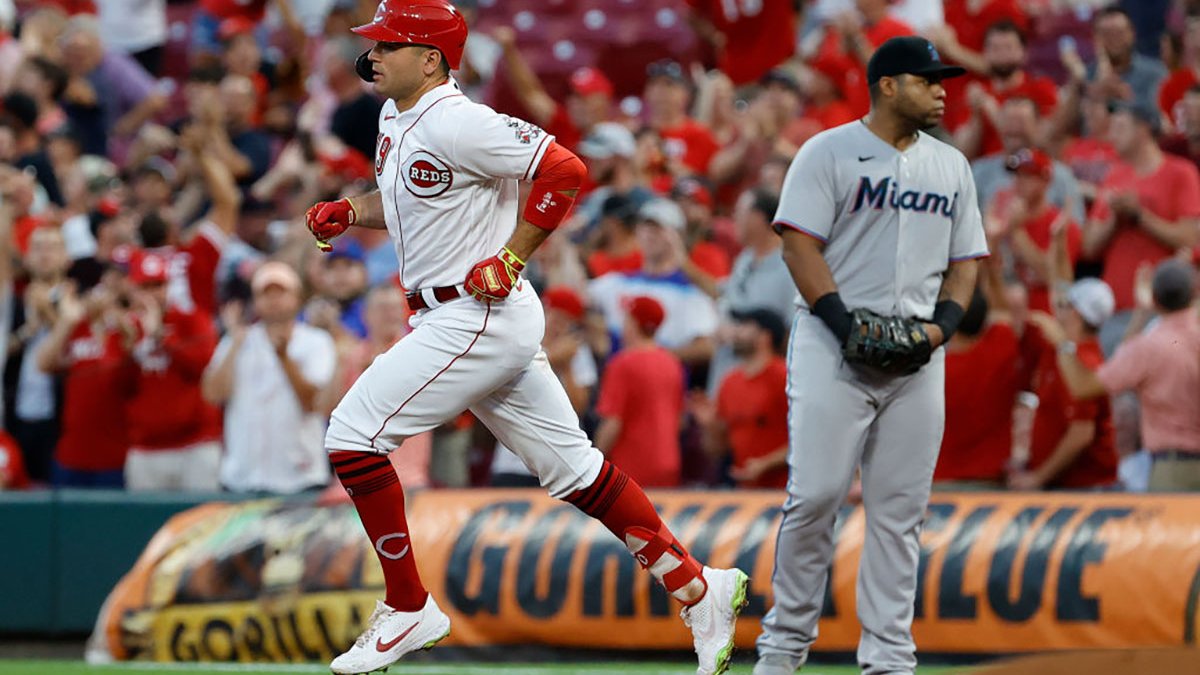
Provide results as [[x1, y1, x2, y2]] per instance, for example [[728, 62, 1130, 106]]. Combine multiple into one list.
[[0, 660, 970, 674]]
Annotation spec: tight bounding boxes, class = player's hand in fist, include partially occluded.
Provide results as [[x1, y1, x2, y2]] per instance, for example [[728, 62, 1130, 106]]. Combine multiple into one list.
[[305, 198, 357, 252], [464, 247, 525, 303]]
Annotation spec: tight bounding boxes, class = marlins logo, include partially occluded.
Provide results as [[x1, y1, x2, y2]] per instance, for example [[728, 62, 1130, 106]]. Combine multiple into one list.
[[402, 151, 454, 198]]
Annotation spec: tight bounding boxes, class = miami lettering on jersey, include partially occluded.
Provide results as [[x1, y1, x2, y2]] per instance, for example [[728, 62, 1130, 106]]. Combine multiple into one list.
[[851, 176, 957, 220]]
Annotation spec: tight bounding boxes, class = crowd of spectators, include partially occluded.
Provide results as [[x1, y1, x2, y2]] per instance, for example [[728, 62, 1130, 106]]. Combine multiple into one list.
[[1, 0, 1199, 496]]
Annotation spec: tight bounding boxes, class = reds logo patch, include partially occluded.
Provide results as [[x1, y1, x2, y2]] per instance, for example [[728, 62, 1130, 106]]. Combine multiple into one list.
[[402, 151, 453, 198], [376, 135, 393, 176]]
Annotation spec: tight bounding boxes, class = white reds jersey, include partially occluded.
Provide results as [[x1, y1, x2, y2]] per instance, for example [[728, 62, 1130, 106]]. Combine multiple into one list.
[[373, 78, 554, 291], [774, 121, 987, 319]]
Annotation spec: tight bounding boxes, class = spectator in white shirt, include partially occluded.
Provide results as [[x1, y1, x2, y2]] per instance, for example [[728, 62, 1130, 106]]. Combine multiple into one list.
[[202, 262, 335, 494], [588, 199, 719, 373]]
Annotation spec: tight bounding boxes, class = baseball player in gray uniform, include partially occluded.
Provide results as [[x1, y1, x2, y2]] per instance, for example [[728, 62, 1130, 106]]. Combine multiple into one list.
[[753, 37, 987, 675]]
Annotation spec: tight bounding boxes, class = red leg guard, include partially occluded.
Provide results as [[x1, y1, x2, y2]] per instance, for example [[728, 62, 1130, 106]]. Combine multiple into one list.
[[565, 461, 707, 604]]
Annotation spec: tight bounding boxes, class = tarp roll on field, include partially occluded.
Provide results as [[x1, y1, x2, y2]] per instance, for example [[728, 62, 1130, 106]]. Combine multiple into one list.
[[92, 490, 1200, 662]]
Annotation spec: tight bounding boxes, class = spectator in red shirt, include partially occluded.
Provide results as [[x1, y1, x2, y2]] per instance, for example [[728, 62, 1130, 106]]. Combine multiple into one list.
[[803, 52, 863, 131], [1082, 100, 1200, 353], [672, 177, 732, 282], [585, 194, 643, 278], [816, 0, 915, 117], [932, 0, 1029, 135], [136, 132, 240, 317], [935, 288, 1021, 489], [36, 276, 136, 488], [695, 308, 789, 489], [494, 26, 612, 153], [123, 251, 222, 491], [644, 60, 720, 178], [933, 0, 1029, 75], [1061, 95, 1121, 202], [1160, 84, 1200, 172], [985, 148, 1082, 313], [952, 21, 1058, 159], [971, 97, 1086, 224], [1159, 15, 1200, 130], [1038, 260, 1200, 492], [685, 0, 797, 86], [1014, 279, 1118, 491], [594, 296, 685, 488]]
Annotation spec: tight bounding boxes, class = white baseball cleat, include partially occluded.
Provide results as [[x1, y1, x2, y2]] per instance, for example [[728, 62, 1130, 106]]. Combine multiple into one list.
[[329, 595, 451, 675], [681, 566, 751, 675]]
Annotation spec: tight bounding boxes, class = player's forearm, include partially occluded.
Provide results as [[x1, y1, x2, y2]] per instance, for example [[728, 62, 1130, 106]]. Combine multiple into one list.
[[347, 191, 388, 230], [937, 259, 980, 310], [780, 230, 838, 306], [503, 219, 554, 263]]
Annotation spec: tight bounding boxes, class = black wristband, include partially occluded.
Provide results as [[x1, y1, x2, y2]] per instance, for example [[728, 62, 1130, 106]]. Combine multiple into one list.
[[812, 292, 851, 343], [932, 299, 966, 342]]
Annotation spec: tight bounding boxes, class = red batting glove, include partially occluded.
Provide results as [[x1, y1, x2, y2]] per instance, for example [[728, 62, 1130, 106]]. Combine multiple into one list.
[[305, 198, 358, 252], [464, 247, 525, 302]]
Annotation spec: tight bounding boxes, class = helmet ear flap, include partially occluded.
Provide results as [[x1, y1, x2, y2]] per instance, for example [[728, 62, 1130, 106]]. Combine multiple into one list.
[[355, 51, 374, 83]]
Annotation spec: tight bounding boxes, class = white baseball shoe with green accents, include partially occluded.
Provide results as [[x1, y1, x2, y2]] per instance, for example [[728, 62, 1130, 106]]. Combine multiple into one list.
[[681, 566, 751, 675]]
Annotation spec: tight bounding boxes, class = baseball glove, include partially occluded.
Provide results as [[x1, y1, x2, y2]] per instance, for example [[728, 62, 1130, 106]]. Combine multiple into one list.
[[842, 308, 933, 374]]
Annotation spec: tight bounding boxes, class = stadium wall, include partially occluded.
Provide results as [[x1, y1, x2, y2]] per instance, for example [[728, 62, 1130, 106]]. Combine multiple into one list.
[[4, 490, 1199, 660], [69, 489, 1200, 663]]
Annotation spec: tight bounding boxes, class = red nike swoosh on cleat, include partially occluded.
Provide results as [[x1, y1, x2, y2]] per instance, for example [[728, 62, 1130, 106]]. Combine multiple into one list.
[[375, 621, 419, 652]]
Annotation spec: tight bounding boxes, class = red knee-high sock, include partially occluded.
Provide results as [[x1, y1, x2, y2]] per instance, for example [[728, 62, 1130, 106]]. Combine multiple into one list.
[[565, 461, 707, 605], [331, 451, 428, 612]]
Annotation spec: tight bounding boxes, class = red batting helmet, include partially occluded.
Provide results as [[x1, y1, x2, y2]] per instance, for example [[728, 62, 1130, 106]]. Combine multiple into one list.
[[352, 0, 468, 70]]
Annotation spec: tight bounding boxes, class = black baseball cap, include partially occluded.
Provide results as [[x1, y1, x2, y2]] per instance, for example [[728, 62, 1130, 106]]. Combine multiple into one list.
[[866, 36, 966, 85], [731, 307, 788, 352], [1107, 99, 1163, 135], [646, 59, 687, 84]]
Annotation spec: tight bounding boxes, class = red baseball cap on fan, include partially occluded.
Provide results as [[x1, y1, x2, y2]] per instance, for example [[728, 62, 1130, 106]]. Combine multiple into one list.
[[624, 295, 665, 334], [542, 286, 586, 321], [130, 251, 170, 286], [1005, 148, 1053, 179], [569, 67, 613, 98]]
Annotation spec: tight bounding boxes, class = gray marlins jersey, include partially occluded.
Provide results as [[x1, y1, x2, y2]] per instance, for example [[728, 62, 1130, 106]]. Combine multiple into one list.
[[774, 121, 987, 319]]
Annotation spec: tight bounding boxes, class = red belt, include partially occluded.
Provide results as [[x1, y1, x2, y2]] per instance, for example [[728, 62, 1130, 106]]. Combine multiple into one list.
[[406, 285, 464, 311]]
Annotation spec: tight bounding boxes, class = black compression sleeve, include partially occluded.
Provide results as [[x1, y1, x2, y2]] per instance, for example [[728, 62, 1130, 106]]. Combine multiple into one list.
[[812, 292, 851, 343], [932, 299, 966, 342]]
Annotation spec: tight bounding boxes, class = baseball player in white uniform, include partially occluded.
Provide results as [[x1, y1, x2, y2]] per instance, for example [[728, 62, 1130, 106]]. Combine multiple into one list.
[[753, 37, 986, 675], [303, 2, 748, 674]]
